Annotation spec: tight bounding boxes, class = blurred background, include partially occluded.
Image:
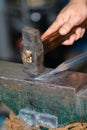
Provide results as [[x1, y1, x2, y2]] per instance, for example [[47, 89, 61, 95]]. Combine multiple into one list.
[[0, 0, 87, 70], [0, 0, 68, 63]]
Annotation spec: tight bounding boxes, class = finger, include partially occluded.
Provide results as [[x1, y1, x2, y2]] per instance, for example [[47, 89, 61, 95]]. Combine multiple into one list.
[[41, 15, 67, 41], [62, 28, 85, 45], [62, 34, 76, 45], [75, 28, 85, 40], [80, 28, 85, 37], [41, 21, 61, 41], [59, 16, 82, 35]]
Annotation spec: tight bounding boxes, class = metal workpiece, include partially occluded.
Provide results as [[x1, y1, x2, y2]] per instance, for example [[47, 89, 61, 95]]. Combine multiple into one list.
[[0, 61, 87, 126], [36, 51, 87, 80], [22, 26, 44, 76]]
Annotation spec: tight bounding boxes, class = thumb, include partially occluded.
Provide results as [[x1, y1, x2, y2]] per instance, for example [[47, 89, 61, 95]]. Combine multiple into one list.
[[41, 16, 65, 41], [59, 16, 82, 35]]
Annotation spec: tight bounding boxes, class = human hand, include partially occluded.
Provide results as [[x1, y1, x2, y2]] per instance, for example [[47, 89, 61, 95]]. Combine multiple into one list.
[[41, 0, 87, 45]]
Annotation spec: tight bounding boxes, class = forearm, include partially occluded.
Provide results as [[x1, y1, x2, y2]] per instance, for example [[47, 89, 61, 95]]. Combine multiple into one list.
[[70, 0, 87, 4]]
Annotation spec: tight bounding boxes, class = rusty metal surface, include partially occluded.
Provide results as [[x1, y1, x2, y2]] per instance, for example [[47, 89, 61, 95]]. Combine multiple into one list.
[[0, 61, 87, 126], [22, 27, 44, 76]]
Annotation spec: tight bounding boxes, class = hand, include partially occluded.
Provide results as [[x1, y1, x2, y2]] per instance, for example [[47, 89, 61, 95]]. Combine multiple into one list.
[[41, 0, 87, 45]]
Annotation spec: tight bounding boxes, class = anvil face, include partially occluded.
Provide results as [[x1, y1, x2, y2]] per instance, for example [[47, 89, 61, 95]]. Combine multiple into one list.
[[0, 61, 87, 127]]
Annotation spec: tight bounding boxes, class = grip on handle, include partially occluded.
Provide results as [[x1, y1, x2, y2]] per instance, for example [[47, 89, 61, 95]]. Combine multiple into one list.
[[42, 18, 87, 54]]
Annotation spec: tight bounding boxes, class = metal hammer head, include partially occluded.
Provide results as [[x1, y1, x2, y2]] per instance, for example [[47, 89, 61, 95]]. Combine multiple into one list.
[[22, 26, 44, 76]]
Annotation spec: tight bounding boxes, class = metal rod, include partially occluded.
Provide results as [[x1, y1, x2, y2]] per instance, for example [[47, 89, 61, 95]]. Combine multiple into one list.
[[36, 51, 87, 80]]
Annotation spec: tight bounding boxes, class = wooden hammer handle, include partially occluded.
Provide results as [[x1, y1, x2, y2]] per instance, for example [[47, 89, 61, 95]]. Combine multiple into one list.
[[42, 18, 87, 54]]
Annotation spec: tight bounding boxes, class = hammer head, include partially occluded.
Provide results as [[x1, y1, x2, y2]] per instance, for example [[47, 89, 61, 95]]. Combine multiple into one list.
[[22, 26, 44, 76]]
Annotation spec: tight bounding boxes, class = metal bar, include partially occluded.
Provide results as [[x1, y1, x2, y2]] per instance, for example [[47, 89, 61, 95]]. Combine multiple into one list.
[[36, 51, 87, 80]]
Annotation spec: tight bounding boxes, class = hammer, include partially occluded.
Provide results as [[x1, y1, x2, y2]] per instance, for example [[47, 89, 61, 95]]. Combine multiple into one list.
[[22, 19, 87, 76]]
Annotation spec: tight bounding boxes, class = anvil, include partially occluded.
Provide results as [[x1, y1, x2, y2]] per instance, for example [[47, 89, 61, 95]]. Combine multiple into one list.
[[0, 26, 87, 127]]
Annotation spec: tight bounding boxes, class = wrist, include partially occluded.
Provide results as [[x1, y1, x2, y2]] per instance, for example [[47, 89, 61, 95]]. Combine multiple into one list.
[[70, 0, 87, 4]]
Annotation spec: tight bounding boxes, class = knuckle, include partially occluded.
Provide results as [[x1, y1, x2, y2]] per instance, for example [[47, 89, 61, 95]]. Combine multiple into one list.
[[74, 15, 83, 25]]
